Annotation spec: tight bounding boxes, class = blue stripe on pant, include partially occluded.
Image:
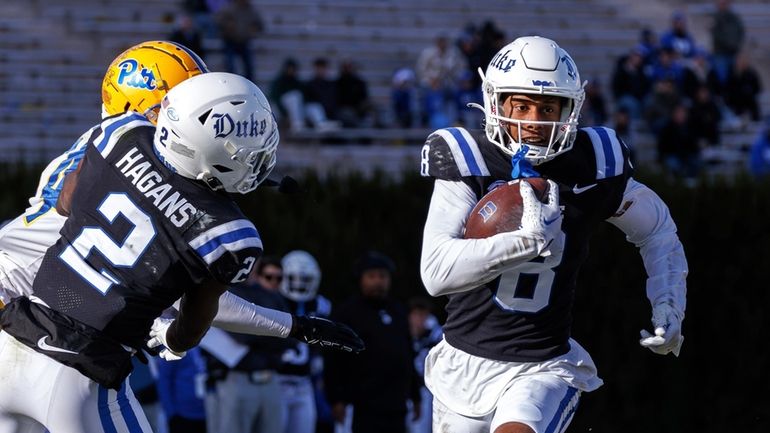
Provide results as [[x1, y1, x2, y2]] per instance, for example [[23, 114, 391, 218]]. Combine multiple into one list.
[[544, 387, 579, 433], [98, 382, 145, 433]]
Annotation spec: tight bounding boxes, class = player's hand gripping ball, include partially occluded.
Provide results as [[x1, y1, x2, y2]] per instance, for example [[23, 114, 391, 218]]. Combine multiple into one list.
[[463, 178, 550, 239]]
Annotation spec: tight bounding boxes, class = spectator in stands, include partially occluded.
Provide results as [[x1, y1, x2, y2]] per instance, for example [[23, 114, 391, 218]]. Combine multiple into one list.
[[457, 24, 483, 88], [612, 107, 637, 164], [270, 58, 307, 132], [710, 0, 745, 85], [644, 77, 683, 136], [455, 70, 483, 128], [214, 0, 264, 81], [748, 119, 770, 177], [660, 11, 698, 59], [611, 47, 651, 119], [636, 27, 659, 68], [689, 84, 722, 146], [416, 34, 467, 127], [422, 79, 453, 129], [580, 79, 608, 126], [416, 34, 467, 91], [657, 103, 701, 180], [476, 20, 506, 70], [324, 251, 422, 433], [391, 68, 417, 128], [156, 347, 207, 433], [305, 57, 339, 124], [168, 13, 206, 60], [650, 47, 685, 88], [183, 0, 220, 38], [681, 49, 722, 101], [724, 52, 763, 122], [269, 58, 339, 133], [336, 59, 374, 128]]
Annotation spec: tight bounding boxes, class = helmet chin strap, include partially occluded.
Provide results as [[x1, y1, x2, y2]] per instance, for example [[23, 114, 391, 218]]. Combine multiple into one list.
[[197, 171, 224, 191], [510, 145, 540, 179]]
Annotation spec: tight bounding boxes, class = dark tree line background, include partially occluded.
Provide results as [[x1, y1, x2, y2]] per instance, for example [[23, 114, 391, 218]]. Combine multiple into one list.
[[1, 163, 768, 433]]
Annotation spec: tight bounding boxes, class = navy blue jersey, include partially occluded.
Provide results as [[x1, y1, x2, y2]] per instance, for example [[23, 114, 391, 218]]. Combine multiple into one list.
[[32, 113, 263, 349], [278, 295, 332, 376], [421, 127, 633, 362]]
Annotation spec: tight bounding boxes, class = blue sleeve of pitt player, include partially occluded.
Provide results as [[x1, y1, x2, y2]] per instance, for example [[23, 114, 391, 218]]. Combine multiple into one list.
[[421, 127, 490, 180], [582, 126, 632, 180], [24, 125, 100, 224], [188, 219, 264, 285]]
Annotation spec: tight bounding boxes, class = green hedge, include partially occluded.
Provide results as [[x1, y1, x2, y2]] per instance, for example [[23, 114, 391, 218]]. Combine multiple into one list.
[[2, 164, 768, 432]]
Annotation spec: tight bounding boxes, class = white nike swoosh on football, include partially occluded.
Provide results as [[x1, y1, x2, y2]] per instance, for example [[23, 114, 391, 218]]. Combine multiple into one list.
[[572, 183, 597, 194], [37, 336, 79, 355]]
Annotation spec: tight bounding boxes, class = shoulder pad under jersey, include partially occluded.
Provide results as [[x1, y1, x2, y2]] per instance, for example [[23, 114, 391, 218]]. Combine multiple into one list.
[[91, 112, 153, 158], [576, 126, 633, 181], [420, 127, 491, 180]]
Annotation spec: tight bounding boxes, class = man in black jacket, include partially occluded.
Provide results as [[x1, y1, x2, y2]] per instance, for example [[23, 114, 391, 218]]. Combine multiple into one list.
[[324, 251, 422, 433]]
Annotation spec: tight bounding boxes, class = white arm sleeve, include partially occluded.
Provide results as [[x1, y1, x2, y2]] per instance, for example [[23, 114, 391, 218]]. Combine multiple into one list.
[[607, 178, 688, 315], [211, 291, 293, 338], [420, 179, 544, 297]]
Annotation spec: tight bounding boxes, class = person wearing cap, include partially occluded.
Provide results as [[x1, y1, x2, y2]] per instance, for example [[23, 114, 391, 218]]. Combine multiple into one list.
[[323, 251, 422, 433], [660, 11, 698, 59]]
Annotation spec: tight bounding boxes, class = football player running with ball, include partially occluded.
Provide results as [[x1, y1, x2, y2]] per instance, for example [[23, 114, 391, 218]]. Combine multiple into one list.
[[419, 36, 687, 433]]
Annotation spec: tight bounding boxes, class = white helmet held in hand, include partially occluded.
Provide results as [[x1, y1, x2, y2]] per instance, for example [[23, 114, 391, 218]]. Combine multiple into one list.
[[479, 36, 585, 165], [154, 72, 279, 194], [280, 250, 321, 302]]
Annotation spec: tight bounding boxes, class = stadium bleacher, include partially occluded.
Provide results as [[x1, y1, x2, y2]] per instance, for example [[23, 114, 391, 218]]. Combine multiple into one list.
[[0, 0, 767, 178]]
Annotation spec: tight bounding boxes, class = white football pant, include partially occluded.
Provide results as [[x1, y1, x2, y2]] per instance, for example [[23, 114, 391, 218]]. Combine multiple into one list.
[[0, 210, 66, 305], [0, 331, 153, 433]]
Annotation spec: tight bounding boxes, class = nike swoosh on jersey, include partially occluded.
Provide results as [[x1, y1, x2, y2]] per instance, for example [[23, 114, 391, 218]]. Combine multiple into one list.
[[572, 183, 598, 194], [37, 336, 79, 355]]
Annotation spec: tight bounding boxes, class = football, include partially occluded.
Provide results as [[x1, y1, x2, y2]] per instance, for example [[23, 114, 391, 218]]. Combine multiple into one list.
[[463, 178, 550, 239]]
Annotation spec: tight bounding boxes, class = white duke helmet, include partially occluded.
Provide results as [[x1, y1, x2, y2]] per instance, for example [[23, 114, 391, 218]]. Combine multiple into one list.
[[479, 36, 585, 165], [154, 72, 279, 194], [280, 250, 321, 302]]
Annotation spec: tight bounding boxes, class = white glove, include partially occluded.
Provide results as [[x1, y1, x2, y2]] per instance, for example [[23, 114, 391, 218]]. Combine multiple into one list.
[[519, 179, 562, 255], [147, 317, 187, 361], [639, 301, 684, 356]]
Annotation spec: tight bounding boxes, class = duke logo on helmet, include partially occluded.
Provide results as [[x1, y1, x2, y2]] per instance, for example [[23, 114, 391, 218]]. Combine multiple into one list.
[[213, 112, 269, 139], [561, 56, 577, 80], [213, 113, 234, 138], [154, 72, 279, 194], [490, 50, 516, 72]]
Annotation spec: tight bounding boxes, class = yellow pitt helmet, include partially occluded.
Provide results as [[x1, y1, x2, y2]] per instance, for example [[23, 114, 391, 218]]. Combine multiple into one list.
[[101, 40, 209, 123]]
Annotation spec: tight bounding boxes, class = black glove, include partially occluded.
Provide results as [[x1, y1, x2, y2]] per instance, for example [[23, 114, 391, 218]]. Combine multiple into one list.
[[290, 315, 365, 353]]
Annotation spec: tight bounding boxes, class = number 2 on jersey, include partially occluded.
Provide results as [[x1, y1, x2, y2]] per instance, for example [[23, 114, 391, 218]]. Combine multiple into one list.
[[59, 193, 156, 294], [494, 232, 565, 313]]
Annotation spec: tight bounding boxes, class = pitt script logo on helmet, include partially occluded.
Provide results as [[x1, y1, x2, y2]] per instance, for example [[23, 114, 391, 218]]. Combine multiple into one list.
[[154, 72, 279, 195], [102, 40, 209, 124], [117, 59, 158, 90], [475, 36, 586, 165]]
